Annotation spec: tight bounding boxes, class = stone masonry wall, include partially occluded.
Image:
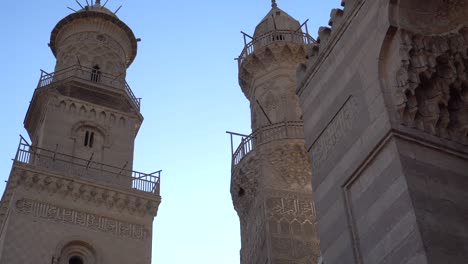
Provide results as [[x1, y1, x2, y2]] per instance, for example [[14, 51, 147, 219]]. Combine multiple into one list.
[[297, 0, 468, 263]]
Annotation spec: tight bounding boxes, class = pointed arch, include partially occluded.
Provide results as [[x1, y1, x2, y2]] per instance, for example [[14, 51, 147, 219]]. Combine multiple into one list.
[[110, 113, 116, 124], [119, 117, 126, 127], [79, 105, 87, 116], [69, 103, 77, 114], [100, 111, 106, 122], [59, 101, 67, 111], [70, 121, 111, 147], [89, 109, 97, 120]]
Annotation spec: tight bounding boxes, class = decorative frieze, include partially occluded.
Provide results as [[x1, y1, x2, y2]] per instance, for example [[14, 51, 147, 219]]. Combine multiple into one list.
[[16, 198, 150, 240], [266, 143, 312, 188], [266, 196, 316, 223], [12, 166, 160, 217], [53, 97, 130, 129]]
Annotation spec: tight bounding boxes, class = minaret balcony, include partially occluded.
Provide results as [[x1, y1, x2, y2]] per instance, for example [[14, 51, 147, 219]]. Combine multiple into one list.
[[37, 65, 141, 111], [238, 30, 316, 67], [231, 121, 305, 171], [13, 136, 161, 195]]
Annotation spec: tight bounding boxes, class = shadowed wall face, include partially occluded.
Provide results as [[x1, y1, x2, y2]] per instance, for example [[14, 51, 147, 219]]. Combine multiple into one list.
[[297, 0, 468, 263]]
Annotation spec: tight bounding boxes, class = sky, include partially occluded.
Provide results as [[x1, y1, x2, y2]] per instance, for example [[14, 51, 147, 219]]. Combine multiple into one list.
[[0, 1, 340, 263]]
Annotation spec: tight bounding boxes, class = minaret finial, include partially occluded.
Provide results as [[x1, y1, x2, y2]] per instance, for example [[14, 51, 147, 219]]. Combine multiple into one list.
[[272, 0, 277, 8], [96, 0, 101, 5]]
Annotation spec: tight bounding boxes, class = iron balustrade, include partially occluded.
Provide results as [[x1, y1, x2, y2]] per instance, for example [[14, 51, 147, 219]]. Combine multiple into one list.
[[231, 121, 304, 169], [14, 136, 161, 194], [37, 65, 141, 111], [238, 30, 316, 67]]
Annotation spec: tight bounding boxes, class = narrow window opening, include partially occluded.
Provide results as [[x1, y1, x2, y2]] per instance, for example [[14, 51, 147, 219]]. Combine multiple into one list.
[[84, 131, 89, 147], [238, 187, 245, 197], [89, 132, 94, 148], [91, 65, 101, 82], [69, 256, 83, 264]]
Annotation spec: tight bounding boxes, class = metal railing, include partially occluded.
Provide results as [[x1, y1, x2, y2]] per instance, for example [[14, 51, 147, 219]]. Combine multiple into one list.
[[14, 136, 160, 194], [231, 121, 304, 169], [238, 30, 316, 67], [38, 65, 141, 111]]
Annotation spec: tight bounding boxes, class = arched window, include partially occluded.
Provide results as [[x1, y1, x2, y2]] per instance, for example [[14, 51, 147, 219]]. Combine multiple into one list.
[[91, 65, 101, 82], [69, 256, 84, 264], [83, 130, 94, 148], [57, 240, 96, 264], [72, 123, 107, 164]]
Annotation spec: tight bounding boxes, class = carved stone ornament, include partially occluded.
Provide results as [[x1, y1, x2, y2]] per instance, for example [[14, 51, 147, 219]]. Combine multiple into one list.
[[395, 27, 468, 144], [266, 143, 312, 188], [16, 198, 150, 240], [11, 166, 160, 217], [231, 155, 259, 218]]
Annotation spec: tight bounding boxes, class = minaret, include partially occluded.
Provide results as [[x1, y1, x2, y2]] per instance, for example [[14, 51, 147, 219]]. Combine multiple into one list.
[[230, 2, 320, 264], [0, 3, 161, 264]]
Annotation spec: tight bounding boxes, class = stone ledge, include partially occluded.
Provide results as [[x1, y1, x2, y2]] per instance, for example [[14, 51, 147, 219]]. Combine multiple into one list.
[[5, 164, 161, 218]]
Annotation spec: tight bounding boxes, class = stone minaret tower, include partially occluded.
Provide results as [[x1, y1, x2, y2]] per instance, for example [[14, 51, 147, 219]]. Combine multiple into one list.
[[0, 2, 161, 264], [230, 2, 320, 263]]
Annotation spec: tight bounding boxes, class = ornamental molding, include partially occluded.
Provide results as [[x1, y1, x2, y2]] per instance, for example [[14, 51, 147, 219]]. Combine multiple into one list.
[[9, 165, 160, 217]]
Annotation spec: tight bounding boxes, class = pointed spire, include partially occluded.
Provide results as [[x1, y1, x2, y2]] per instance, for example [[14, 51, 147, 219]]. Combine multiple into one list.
[[272, 0, 277, 8]]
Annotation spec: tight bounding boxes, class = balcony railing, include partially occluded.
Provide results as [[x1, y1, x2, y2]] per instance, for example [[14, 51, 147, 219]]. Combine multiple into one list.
[[14, 136, 161, 195], [238, 30, 316, 67], [38, 65, 141, 111], [231, 121, 304, 170]]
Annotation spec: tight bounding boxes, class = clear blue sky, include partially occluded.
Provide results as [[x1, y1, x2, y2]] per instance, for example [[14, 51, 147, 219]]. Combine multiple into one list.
[[0, 1, 339, 263]]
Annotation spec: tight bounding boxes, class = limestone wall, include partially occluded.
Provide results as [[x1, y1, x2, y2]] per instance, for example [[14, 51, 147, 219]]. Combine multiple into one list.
[[297, 0, 468, 263]]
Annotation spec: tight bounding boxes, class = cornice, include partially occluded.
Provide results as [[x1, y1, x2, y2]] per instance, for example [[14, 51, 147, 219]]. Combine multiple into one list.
[[7, 163, 161, 218]]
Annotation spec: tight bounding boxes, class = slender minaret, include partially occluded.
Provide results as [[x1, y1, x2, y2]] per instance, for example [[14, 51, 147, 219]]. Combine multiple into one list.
[[0, 3, 161, 264], [230, 2, 320, 264]]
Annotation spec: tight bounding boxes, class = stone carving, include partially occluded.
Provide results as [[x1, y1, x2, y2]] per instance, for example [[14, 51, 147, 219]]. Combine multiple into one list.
[[395, 28, 468, 144], [56, 98, 129, 128], [266, 194, 320, 264], [231, 155, 259, 218], [272, 237, 319, 263], [266, 143, 312, 188], [59, 31, 127, 64], [311, 96, 358, 167], [16, 198, 150, 240], [13, 167, 160, 217], [266, 196, 316, 223], [0, 168, 20, 234], [239, 43, 308, 99]]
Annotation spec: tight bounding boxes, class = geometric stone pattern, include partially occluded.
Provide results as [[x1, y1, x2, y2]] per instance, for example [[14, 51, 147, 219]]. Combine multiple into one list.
[[266, 143, 312, 188]]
